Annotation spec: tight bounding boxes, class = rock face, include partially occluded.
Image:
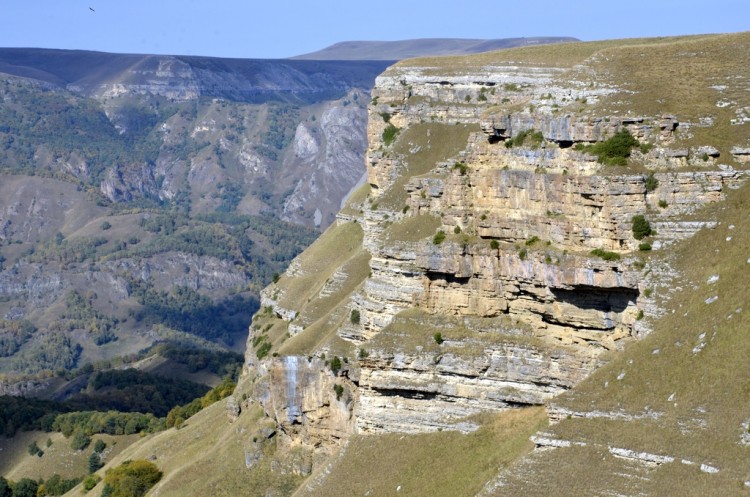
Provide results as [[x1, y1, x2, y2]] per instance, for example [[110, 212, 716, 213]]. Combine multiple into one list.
[[245, 38, 748, 458]]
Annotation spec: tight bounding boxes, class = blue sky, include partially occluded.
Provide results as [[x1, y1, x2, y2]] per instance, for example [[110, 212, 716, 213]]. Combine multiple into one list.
[[1, 0, 748, 59]]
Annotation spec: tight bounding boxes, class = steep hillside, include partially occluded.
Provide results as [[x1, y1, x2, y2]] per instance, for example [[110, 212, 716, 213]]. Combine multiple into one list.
[[221, 31, 749, 496]]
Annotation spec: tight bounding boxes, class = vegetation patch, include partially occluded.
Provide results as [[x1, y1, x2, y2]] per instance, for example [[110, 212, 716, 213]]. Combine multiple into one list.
[[590, 248, 621, 261]]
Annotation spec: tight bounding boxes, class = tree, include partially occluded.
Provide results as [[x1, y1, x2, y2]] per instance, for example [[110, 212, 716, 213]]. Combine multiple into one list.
[[0, 477, 12, 497], [71, 429, 91, 450], [330, 356, 342, 376], [89, 452, 104, 473], [94, 439, 107, 453], [631, 215, 652, 240], [12, 478, 39, 497], [102, 460, 162, 497]]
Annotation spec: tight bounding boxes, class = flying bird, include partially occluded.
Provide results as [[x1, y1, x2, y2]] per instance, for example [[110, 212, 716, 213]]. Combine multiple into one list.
[[89, 7, 95, 12]]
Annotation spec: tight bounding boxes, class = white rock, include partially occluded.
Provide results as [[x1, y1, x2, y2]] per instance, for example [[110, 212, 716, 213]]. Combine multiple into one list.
[[700, 463, 720, 474]]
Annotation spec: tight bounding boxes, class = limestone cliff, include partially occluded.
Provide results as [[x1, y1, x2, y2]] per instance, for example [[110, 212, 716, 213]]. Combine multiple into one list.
[[241, 32, 750, 479]]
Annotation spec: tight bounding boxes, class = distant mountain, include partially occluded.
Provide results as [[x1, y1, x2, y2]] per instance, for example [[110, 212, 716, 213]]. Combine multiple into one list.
[[0, 48, 390, 103], [290, 37, 579, 60]]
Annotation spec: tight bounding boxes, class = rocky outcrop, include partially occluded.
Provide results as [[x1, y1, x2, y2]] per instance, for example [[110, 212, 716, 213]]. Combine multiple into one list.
[[244, 36, 750, 468]]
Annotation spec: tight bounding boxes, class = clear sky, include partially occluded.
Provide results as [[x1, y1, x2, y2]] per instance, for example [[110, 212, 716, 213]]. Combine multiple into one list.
[[0, 0, 748, 59]]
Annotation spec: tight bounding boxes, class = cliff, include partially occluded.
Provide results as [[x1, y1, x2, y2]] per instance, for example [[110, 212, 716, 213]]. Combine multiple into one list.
[[235, 32, 750, 496]]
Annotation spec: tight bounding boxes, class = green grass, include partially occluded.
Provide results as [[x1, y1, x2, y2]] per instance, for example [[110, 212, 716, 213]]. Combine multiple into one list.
[[384, 214, 441, 244], [63, 401, 304, 497], [391, 35, 712, 73], [0, 431, 140, 482], [274, 221, 363, 316], [376, 123, 477, 211], [504, 176, 750, 495], [299, 407, 547, 497]]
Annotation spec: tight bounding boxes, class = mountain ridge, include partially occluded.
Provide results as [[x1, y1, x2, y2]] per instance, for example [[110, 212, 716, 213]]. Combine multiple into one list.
[[290, 37, 579, 60]]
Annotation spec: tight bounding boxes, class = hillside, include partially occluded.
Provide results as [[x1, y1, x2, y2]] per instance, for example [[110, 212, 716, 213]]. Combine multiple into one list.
[[212, 31, 747, 496], [291, 37, 578, 60], [3, 31, 750, 497]]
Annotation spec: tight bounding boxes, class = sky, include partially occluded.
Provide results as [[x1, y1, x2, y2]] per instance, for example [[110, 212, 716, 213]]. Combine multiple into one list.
[[0, 0, 748, 59]]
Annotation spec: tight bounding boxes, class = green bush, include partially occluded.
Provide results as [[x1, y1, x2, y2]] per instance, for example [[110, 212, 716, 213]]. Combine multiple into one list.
[[12, 478, 39, 497], [453, 226, 461, 234], [71, 430, 91, 451], [89, 452, 104, 474], [102, 460, 162, 497], [333, 384, 344, 401], [330, 356, 342, 376], [94, 439, 107, 453], [644, 173, 659, 192], [433, 333, 444, 345], [632, 215, 652, 240], [658, 199, 668, 208], [453, 162, 468, 175], [590, 248, 621, 261], [525, 235, 540, 246], [518, 248, 528, 260], [382, 124, 400, 146], [588, 129, 639, 166], [350, 309, 360, 325], [433, 231, 446, 245], [83, 475, 101, 492], [358, 348, 369, 359], [490, 240, 499, 250], [638, 242, 652, 251]]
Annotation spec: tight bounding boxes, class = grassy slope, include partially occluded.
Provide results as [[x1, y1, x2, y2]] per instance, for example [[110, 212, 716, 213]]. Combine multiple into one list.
[[0, 431, 140, 481], [296, 408, 547, 497], [62, 397, 303, 497], [492, 174, 750, 496]]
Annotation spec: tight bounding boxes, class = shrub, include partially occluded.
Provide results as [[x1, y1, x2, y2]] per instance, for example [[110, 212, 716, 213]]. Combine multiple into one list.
[[71, 430, 91, 451], [590, 248, 621, 261], [379, 112, 391, 123], [330, 356, 342, 376], [94, 439, 107, 453], [638, 242, 652, 251], [102, 460, 162, 497], [83, 475, 101, 492], [658, 199, 668, 208], [333, 384, 344, 401], [358, 348, 369, 359], [382, 124, 399, 146], [89, 452, 104, 473], [636, 310, 644, 320], [28, 440, 42, 456], [350, 309, 360, 325], [433, 231, 446, 245], [490, 240, 499, 250], [518, 248, 528, 260], [100, 221, 112, 231], [12, 479, 39, 497], [643, 288, 653, 298], [644, 173, 659, 192], [453, 161, 468, 175], [631, 215, 652, 240], [433, 333, 444, 345], [525, 235, 540, 246], [256, 341, 272, 360], [272, 272, 280, 283], [402, 205, 409, 214], [588, 129, 639, 166], [453, 226, 461, 234]]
